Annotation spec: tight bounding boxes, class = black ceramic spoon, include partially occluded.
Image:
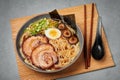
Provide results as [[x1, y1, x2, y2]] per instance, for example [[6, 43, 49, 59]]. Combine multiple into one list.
[[91, 17, 104, 60]]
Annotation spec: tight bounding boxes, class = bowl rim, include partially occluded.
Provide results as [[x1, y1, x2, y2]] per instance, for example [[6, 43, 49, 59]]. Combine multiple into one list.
[[16, 13, 84, 73]]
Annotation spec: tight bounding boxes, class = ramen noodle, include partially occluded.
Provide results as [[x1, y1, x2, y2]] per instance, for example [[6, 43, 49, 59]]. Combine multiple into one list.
[[49, 37, 80, 69]]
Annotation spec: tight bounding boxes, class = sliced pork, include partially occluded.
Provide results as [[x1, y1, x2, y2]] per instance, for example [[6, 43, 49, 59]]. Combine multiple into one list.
[[22, 36, 48, 57], [31, 44, 58, 69]]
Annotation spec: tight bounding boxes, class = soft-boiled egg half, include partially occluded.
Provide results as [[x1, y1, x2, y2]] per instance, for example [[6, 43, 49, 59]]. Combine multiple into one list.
[[45, 28, 61, 39]]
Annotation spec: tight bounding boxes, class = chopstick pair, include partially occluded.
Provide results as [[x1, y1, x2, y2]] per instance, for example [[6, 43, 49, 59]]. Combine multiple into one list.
[[84, 3, 94, 69]]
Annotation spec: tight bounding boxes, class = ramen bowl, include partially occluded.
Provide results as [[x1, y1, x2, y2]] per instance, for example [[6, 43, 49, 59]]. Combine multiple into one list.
[[16, 14, 84, 73]]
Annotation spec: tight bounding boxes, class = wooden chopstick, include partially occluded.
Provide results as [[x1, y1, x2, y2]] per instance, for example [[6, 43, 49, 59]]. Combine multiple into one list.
[[88, 3, 95, 67], [84, 5, 88, 69]]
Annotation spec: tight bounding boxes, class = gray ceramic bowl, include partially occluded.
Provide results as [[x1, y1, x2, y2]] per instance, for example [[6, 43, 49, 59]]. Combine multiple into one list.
[[16, 14, 84, 73]]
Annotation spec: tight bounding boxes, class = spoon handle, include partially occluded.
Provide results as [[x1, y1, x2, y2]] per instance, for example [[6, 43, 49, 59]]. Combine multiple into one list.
[[97, 16, 102, 36]]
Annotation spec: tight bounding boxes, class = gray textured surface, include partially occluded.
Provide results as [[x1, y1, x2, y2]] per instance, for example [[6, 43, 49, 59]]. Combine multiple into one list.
[[0, 0, 120, 80]]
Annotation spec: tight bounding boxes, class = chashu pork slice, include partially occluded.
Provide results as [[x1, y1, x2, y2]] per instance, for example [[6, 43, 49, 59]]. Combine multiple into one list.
[[22, 36, 48, 57], [31, 44, 58, 69]]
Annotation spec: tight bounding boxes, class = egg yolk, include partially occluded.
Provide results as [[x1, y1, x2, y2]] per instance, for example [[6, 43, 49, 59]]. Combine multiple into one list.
[[49, 30, 58, 37]]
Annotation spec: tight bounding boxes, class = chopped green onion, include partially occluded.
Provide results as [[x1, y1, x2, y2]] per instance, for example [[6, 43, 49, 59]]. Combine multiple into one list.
[[24, 18, 58, 36]]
